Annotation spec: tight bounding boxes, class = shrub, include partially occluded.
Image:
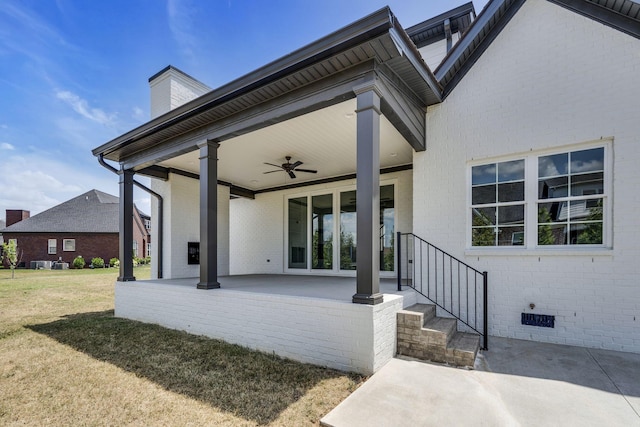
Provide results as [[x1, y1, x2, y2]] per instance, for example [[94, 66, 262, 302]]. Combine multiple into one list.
[[144, 256, 151, 265], [91, 257, 105, 268], [132, 257, 139, 267], [109, 258, 119, 267], [73, 256, 86, 269]]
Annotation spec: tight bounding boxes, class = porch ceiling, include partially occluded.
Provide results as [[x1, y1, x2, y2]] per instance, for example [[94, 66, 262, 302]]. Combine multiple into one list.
[[157, 99, 413, 191]]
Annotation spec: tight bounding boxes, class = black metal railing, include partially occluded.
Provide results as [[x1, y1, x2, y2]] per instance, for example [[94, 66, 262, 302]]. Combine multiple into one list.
[[397, 232, 488, 350]]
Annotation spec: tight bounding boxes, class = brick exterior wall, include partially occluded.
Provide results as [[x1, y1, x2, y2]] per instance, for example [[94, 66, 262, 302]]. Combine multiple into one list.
[[2, 233, 119, 267], [413, 0, 640, 353], [6, 210, 30, 227], [3, 212, 149, 267], [116, 280, 403, 374]]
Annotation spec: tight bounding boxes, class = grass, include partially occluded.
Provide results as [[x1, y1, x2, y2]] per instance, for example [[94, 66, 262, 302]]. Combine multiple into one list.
[[0, 266, 365, 426]]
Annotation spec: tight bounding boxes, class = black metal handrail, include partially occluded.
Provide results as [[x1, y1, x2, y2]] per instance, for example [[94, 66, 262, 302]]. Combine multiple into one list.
[[397, 232, 488, 350]]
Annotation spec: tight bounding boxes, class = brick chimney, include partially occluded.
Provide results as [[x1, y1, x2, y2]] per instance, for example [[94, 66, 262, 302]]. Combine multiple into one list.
[[149, 65, 210, 119], [6, 209, 30, 227]]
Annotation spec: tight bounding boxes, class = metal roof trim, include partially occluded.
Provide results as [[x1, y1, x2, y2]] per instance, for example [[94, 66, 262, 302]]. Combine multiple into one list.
[[92, 7, 397, 159]]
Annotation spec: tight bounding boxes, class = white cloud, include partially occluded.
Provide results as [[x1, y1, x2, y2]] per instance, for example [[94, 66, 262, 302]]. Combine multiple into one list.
[[0, 152, 117, 216], [55, 90, 116, 126], [132, 106, 146, 121], [167, 0, 200, 57], [0, 142, 15, 150]]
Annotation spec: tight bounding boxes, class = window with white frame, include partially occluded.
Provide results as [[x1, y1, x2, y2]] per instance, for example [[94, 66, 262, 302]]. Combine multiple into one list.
[[470, 143, 609, 248], [471, 159, 525, 246], [537, 147, 605, 245], [63, 239, 76, 252], [48, 239, 57, 255]]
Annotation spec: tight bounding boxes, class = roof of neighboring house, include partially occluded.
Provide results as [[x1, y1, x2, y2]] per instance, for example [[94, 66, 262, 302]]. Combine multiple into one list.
[[0, 189, 120, 234], [0, 219, 5, 230]]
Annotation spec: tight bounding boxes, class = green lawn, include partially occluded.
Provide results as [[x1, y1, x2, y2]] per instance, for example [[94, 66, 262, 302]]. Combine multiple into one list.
[[0, 266, 364, 426]]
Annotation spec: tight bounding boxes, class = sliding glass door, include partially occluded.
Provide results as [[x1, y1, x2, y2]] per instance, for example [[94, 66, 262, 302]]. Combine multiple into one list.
[[286, 184, 395, 273]]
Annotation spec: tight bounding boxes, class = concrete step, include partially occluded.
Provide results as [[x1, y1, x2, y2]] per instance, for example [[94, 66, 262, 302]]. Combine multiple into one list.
[[446, 332, 480, 368], [422, 316, 457, 347], [398, 303, 435, 326], [396, 304, 480, 368]]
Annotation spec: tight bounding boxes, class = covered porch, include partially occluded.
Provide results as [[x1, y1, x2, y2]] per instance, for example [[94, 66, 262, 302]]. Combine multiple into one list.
[[92, 7, 442, 374]]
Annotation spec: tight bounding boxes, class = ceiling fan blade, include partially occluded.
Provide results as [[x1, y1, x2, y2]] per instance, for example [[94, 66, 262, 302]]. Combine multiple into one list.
[[295, 168, 317, 173], [290, 160, 303, 169], [263, 170, 282, 174], [263, 162, 283, 168], [288, 171, 296, 179]]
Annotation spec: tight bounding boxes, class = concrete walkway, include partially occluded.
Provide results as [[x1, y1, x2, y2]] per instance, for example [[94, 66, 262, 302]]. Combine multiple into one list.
[[321, 338, 640, 426]]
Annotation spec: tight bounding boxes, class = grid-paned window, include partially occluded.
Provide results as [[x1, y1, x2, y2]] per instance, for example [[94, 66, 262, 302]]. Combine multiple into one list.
[[537, 148, 604, 245], [48, 239, 57, 255], [470, 143, 609, 249], [471, 160, 525, 246]]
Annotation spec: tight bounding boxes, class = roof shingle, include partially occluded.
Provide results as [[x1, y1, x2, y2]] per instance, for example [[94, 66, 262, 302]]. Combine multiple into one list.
[[1, 189, 120, 233]]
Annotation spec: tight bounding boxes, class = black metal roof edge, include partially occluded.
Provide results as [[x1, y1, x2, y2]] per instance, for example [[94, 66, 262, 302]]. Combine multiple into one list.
[[389, 16, 444, 98], [435, 0, 513, 80], [439, 0, 525, 98], [548, 0, 640, 40], [436, 0, 640, 98], [148, 65, 211, 87], [92, 7, 396, 158], [405, 2, 475, 42]]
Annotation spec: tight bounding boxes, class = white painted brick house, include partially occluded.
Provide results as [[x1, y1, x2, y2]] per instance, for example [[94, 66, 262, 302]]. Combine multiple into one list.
[[93, 0, 640, 374]]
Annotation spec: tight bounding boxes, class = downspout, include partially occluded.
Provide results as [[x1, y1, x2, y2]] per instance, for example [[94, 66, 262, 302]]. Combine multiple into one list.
[[98, 154, 163, 278]]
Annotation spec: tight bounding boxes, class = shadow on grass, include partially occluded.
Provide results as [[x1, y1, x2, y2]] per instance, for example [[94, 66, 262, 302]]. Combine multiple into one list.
[[28, 311, 361, 425]]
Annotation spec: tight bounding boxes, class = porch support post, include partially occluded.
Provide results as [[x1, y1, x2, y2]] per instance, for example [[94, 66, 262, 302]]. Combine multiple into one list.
[[197, 139, 221, 289], [117, 167, 136, 282], [352, 81, 383, 305]]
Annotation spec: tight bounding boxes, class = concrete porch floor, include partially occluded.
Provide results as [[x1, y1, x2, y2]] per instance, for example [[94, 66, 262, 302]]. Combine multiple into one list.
[[321, 337, 640, 426], [136, 274, 415, 304]]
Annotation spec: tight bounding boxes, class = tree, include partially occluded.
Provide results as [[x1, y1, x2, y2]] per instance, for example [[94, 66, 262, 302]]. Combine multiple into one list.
[[576, 200, 603, 245], [537, 207, 556, 245], [472, 210, 496, 246], [1, 240, 22, 279]]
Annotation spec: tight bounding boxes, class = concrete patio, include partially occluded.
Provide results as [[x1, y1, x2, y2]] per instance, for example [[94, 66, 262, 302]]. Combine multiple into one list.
[[321, 337, 640, 426]]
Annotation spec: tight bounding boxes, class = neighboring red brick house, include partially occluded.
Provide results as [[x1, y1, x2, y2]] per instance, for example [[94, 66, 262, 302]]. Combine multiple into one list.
[[1, 189, 150, 267]]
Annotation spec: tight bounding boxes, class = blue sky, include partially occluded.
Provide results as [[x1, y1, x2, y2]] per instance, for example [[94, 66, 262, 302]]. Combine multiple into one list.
[[0, 0, 487, 219]]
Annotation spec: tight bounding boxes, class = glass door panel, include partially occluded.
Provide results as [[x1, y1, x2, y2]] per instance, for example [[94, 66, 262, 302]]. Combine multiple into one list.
[[312, 194, 333, 269], [288, 197, 307, 269], [380, 185, 395, 271], [340, 190, 357, 270]]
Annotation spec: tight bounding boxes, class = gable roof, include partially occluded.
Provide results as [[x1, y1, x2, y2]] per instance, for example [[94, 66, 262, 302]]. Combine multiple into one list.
[[1, 189, 120, 234], [92, 0, 639, 168], [405, 2, 476, 49], [435, 0, 640, 97], [92, 7, 442, 163]]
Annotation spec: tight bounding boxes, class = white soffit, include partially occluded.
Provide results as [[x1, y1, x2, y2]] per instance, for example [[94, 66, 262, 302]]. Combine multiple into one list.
[[158, 99, 413, 190]]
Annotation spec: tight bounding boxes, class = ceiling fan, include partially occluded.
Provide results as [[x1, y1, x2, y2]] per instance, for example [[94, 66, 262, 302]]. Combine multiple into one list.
[[263, 156, 317, 179]]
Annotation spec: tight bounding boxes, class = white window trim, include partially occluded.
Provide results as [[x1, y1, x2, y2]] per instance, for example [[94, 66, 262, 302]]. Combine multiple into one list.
[[48, 239, 57, 255], [63, 239, 76, 252], [467, 139, 613, 252], [284, 179, 398, 276]]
